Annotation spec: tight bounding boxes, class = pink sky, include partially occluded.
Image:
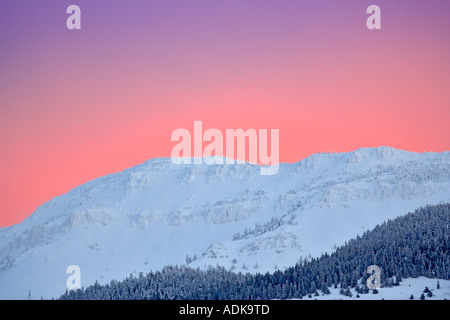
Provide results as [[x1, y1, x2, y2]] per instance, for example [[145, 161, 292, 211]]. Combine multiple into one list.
[[0, 0, 449, 227]]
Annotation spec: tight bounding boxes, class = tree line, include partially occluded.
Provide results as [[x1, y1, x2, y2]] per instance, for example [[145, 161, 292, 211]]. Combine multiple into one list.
[[59, 203, 450, 300]]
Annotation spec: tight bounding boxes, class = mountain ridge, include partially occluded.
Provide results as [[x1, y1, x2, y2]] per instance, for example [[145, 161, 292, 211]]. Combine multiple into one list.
[[0, 146, 449, 299]]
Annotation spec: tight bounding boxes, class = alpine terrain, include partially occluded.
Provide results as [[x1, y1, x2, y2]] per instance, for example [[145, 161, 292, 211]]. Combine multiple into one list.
[[0, 147, 449, 299]]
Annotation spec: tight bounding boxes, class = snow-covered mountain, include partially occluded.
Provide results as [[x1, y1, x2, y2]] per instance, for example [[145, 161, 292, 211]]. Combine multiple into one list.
[[0, 147, 449, 299]]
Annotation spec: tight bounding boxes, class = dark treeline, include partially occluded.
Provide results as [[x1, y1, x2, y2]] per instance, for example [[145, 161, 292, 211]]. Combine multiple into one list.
[[59, 203, 450, 300]]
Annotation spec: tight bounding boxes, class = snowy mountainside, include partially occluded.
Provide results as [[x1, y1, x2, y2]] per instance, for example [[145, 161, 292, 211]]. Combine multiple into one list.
[[0, 147, 449, 299]]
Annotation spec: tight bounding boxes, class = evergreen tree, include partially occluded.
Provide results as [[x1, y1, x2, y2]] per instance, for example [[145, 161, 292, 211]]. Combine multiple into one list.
[[344, 288, 352, 297]]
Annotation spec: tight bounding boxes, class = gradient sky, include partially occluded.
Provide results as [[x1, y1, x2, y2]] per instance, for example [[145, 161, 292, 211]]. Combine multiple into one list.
[[0, 0, 449, 227]]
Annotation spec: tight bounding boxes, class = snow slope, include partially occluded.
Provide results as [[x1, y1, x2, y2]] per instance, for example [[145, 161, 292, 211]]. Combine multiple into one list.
[[293, 277, 450, 300], [0, 147, 449, 299]]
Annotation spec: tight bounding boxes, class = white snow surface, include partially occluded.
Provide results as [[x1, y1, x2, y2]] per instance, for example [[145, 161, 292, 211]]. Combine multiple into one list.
[[0, 147, 449, 299], [292, 277, 450, 300]]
